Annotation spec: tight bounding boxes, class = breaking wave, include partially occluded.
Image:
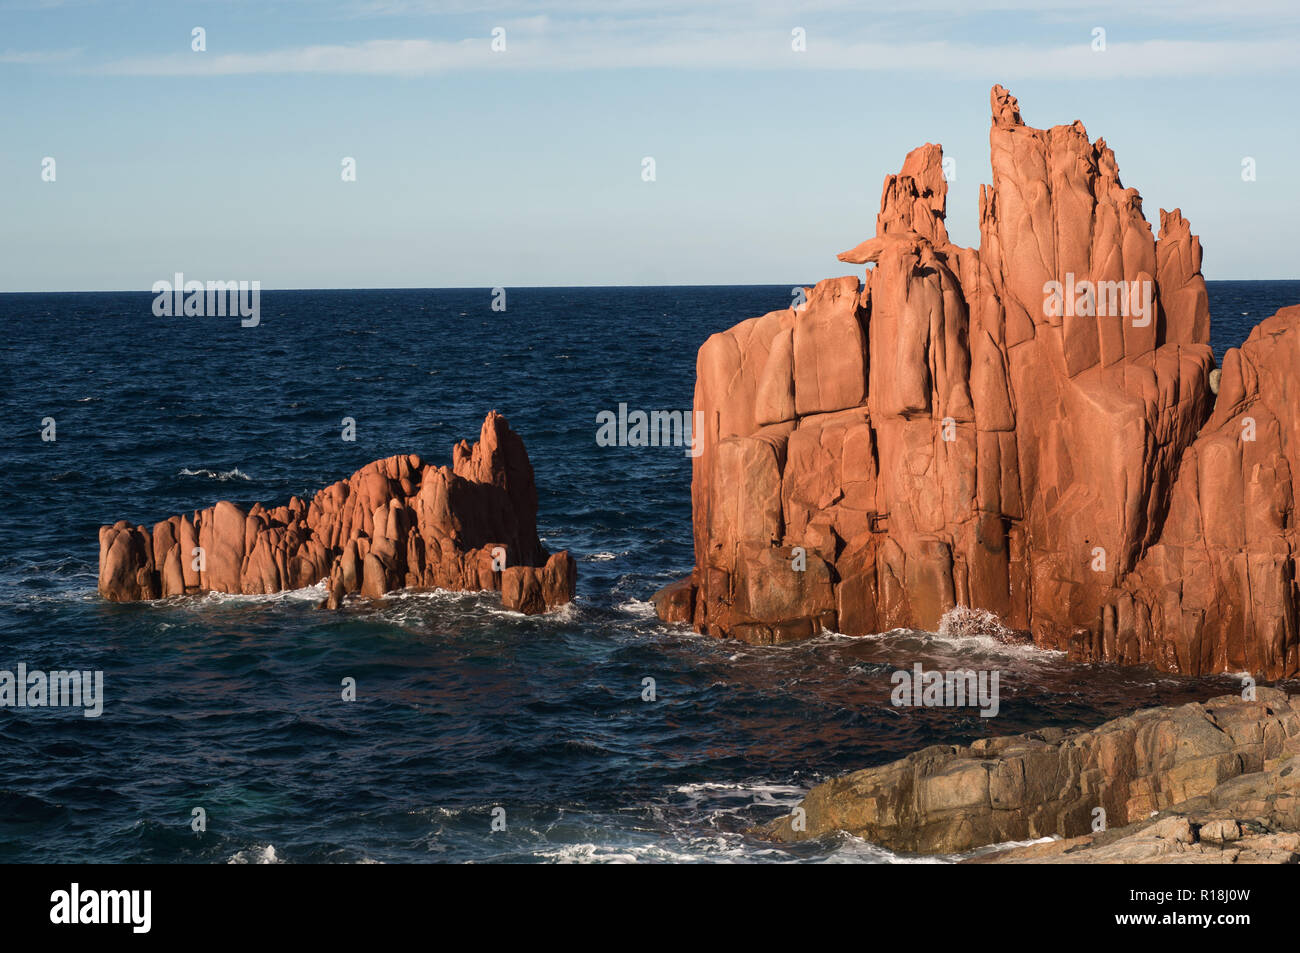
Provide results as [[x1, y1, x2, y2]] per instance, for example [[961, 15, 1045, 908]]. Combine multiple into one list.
[[178, 467, 252, 481]]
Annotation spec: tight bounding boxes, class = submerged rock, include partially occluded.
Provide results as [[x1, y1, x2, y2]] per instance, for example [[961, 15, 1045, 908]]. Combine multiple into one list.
[[97, 411, 576, 614], [654, 85, 1300, 679], [764, 689, 1300, 860]]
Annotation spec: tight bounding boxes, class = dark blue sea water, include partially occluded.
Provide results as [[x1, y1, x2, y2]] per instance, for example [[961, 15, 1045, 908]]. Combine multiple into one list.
[[0, 280, 1297, 863]]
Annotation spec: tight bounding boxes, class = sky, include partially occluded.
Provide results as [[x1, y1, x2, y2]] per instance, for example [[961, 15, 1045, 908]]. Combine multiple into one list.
[[2, 0, 1298, 291]]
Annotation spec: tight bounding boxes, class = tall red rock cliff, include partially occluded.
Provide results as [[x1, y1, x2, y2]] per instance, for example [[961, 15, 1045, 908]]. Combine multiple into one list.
[[98, 411, 576, 614], [653, 86, 1299, 679]]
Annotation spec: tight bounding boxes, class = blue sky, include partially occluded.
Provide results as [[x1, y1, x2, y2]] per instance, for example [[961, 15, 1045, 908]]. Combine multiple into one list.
[[2, 0, 1298, 290]]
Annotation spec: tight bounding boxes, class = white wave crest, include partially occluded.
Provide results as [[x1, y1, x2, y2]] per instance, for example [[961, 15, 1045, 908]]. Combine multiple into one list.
[[673, 780, 805, 812], [190, 582, 326, 606], [178, 467, 252, 481], [937, 605, 1014, 641], [615, 598, 656, 619], [227, 844, 281, 864]]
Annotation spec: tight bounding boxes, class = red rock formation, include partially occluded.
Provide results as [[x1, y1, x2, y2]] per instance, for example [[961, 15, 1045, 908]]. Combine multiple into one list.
[[654, 86, 1300, 679], [98, 411, 576, 614]]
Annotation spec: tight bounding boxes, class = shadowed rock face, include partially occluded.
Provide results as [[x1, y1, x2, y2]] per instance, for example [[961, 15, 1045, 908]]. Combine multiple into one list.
[[97, 411, 576, 614], [765, 689, 1300, 858], [654, 85, 1300, 679]]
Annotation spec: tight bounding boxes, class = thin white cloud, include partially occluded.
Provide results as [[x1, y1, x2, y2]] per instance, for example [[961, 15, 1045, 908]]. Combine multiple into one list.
[[93, 33, 1300, 78], [342, 0, 1300, 19], [0, 47, 80, 63]]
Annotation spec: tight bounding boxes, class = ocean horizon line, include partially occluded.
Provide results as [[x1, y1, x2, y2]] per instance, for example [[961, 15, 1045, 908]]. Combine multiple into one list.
[[3, 277, 1299, 296]]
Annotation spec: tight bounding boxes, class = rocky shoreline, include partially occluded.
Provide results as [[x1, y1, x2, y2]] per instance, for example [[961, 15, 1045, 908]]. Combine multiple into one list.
[[86, 88, 1300, 867], [764, 688, 1300, 863]]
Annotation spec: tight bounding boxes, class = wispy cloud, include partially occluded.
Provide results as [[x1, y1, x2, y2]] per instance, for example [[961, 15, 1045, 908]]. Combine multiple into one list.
[[337, 0, 1300, 20], [0, 47, 80, 64], [93, 32, 1300, 78], [0, 0, 1281, 78]]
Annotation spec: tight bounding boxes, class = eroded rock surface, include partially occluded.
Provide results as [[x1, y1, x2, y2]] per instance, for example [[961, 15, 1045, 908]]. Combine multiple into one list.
[[97, 411, 576, 614], [765, 689, 1300, 859], [970, 810, 1300, 864], [655, 85, 1300, 678]]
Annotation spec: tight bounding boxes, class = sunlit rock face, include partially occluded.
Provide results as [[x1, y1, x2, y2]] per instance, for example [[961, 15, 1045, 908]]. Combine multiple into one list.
[[655, 85, 1299, 679], [765, 689, 1300, 856], [98, 411, 576, 615]]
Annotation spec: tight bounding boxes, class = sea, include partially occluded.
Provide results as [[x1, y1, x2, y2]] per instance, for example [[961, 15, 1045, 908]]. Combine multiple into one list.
[[1, 280, 1297, 863]]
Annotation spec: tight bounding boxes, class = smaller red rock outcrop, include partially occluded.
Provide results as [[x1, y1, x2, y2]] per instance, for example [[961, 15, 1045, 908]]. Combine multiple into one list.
[[97, 411, 575, 614]]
